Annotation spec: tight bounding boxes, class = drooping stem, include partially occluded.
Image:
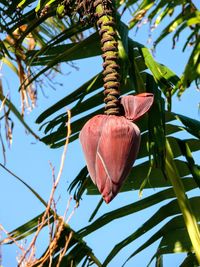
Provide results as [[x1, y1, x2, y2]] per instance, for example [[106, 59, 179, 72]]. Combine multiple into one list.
[[94, 0, 121, 115]]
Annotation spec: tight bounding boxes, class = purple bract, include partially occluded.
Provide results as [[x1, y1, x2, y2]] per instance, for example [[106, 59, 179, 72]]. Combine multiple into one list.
[[79, 93, 154, 203]]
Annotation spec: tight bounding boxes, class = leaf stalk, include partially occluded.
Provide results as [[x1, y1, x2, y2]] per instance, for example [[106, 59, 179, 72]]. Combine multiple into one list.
[[165, 139, 200, 264]]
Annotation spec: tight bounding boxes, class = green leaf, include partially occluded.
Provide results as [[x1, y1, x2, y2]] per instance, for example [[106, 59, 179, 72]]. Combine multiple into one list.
[[103, 197, 200, 266], [117, 21, 130, 86], [169, 137, 200, 159], [79, 179, 196, 238], [178, 140, 200, 188], [165, 138, 200, 263], [26, 22, 90, 66], [36, 72, 103, 124], [179, 253, 199, 267], [140, 47, 180, 96], [34, 224, 102, 267], [4, 211, 52, 242], [146, 74, 166, 169], [123, 211, 200, 266], [154, 5, 194, 46], [54, 243, 102, 267], [179, 40, 200, 92], [0, 163, 47, 207], [174, 113, 200, 139], [148, 229, 193, 266], [159, 229, 193, 253], [0, 92, 39, 140], [29, 32, 101, 66], [68, 166, 89, 202], [2, 57, 18, 74], [129, 0, 154, 29], [5, 213, 102, 266], [86, 158, 193, 195], [26, 32, 101, 89]]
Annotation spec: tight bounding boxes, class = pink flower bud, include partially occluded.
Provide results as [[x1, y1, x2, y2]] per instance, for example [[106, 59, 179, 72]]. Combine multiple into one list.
[[80, 115, 140, 203], [79, 93, 154, 203]]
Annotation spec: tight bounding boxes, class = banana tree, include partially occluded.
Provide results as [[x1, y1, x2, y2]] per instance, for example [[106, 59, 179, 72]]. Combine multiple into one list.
[[0, 0, 200, 266]]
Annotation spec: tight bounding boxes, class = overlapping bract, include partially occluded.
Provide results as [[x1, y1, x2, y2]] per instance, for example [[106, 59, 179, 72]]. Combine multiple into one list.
[[80, 93, 154, 203]]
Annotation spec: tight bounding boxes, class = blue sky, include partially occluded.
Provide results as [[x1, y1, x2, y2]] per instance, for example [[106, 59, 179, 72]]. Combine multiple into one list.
[[0, 3, 200, 267]]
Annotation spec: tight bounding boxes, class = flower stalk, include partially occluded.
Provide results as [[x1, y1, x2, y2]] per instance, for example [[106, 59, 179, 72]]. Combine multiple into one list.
[[94, 0, 121, 115]]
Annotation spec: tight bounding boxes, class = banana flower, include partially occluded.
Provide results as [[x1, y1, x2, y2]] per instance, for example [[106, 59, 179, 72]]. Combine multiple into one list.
[[80, 93, 154, 203]]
